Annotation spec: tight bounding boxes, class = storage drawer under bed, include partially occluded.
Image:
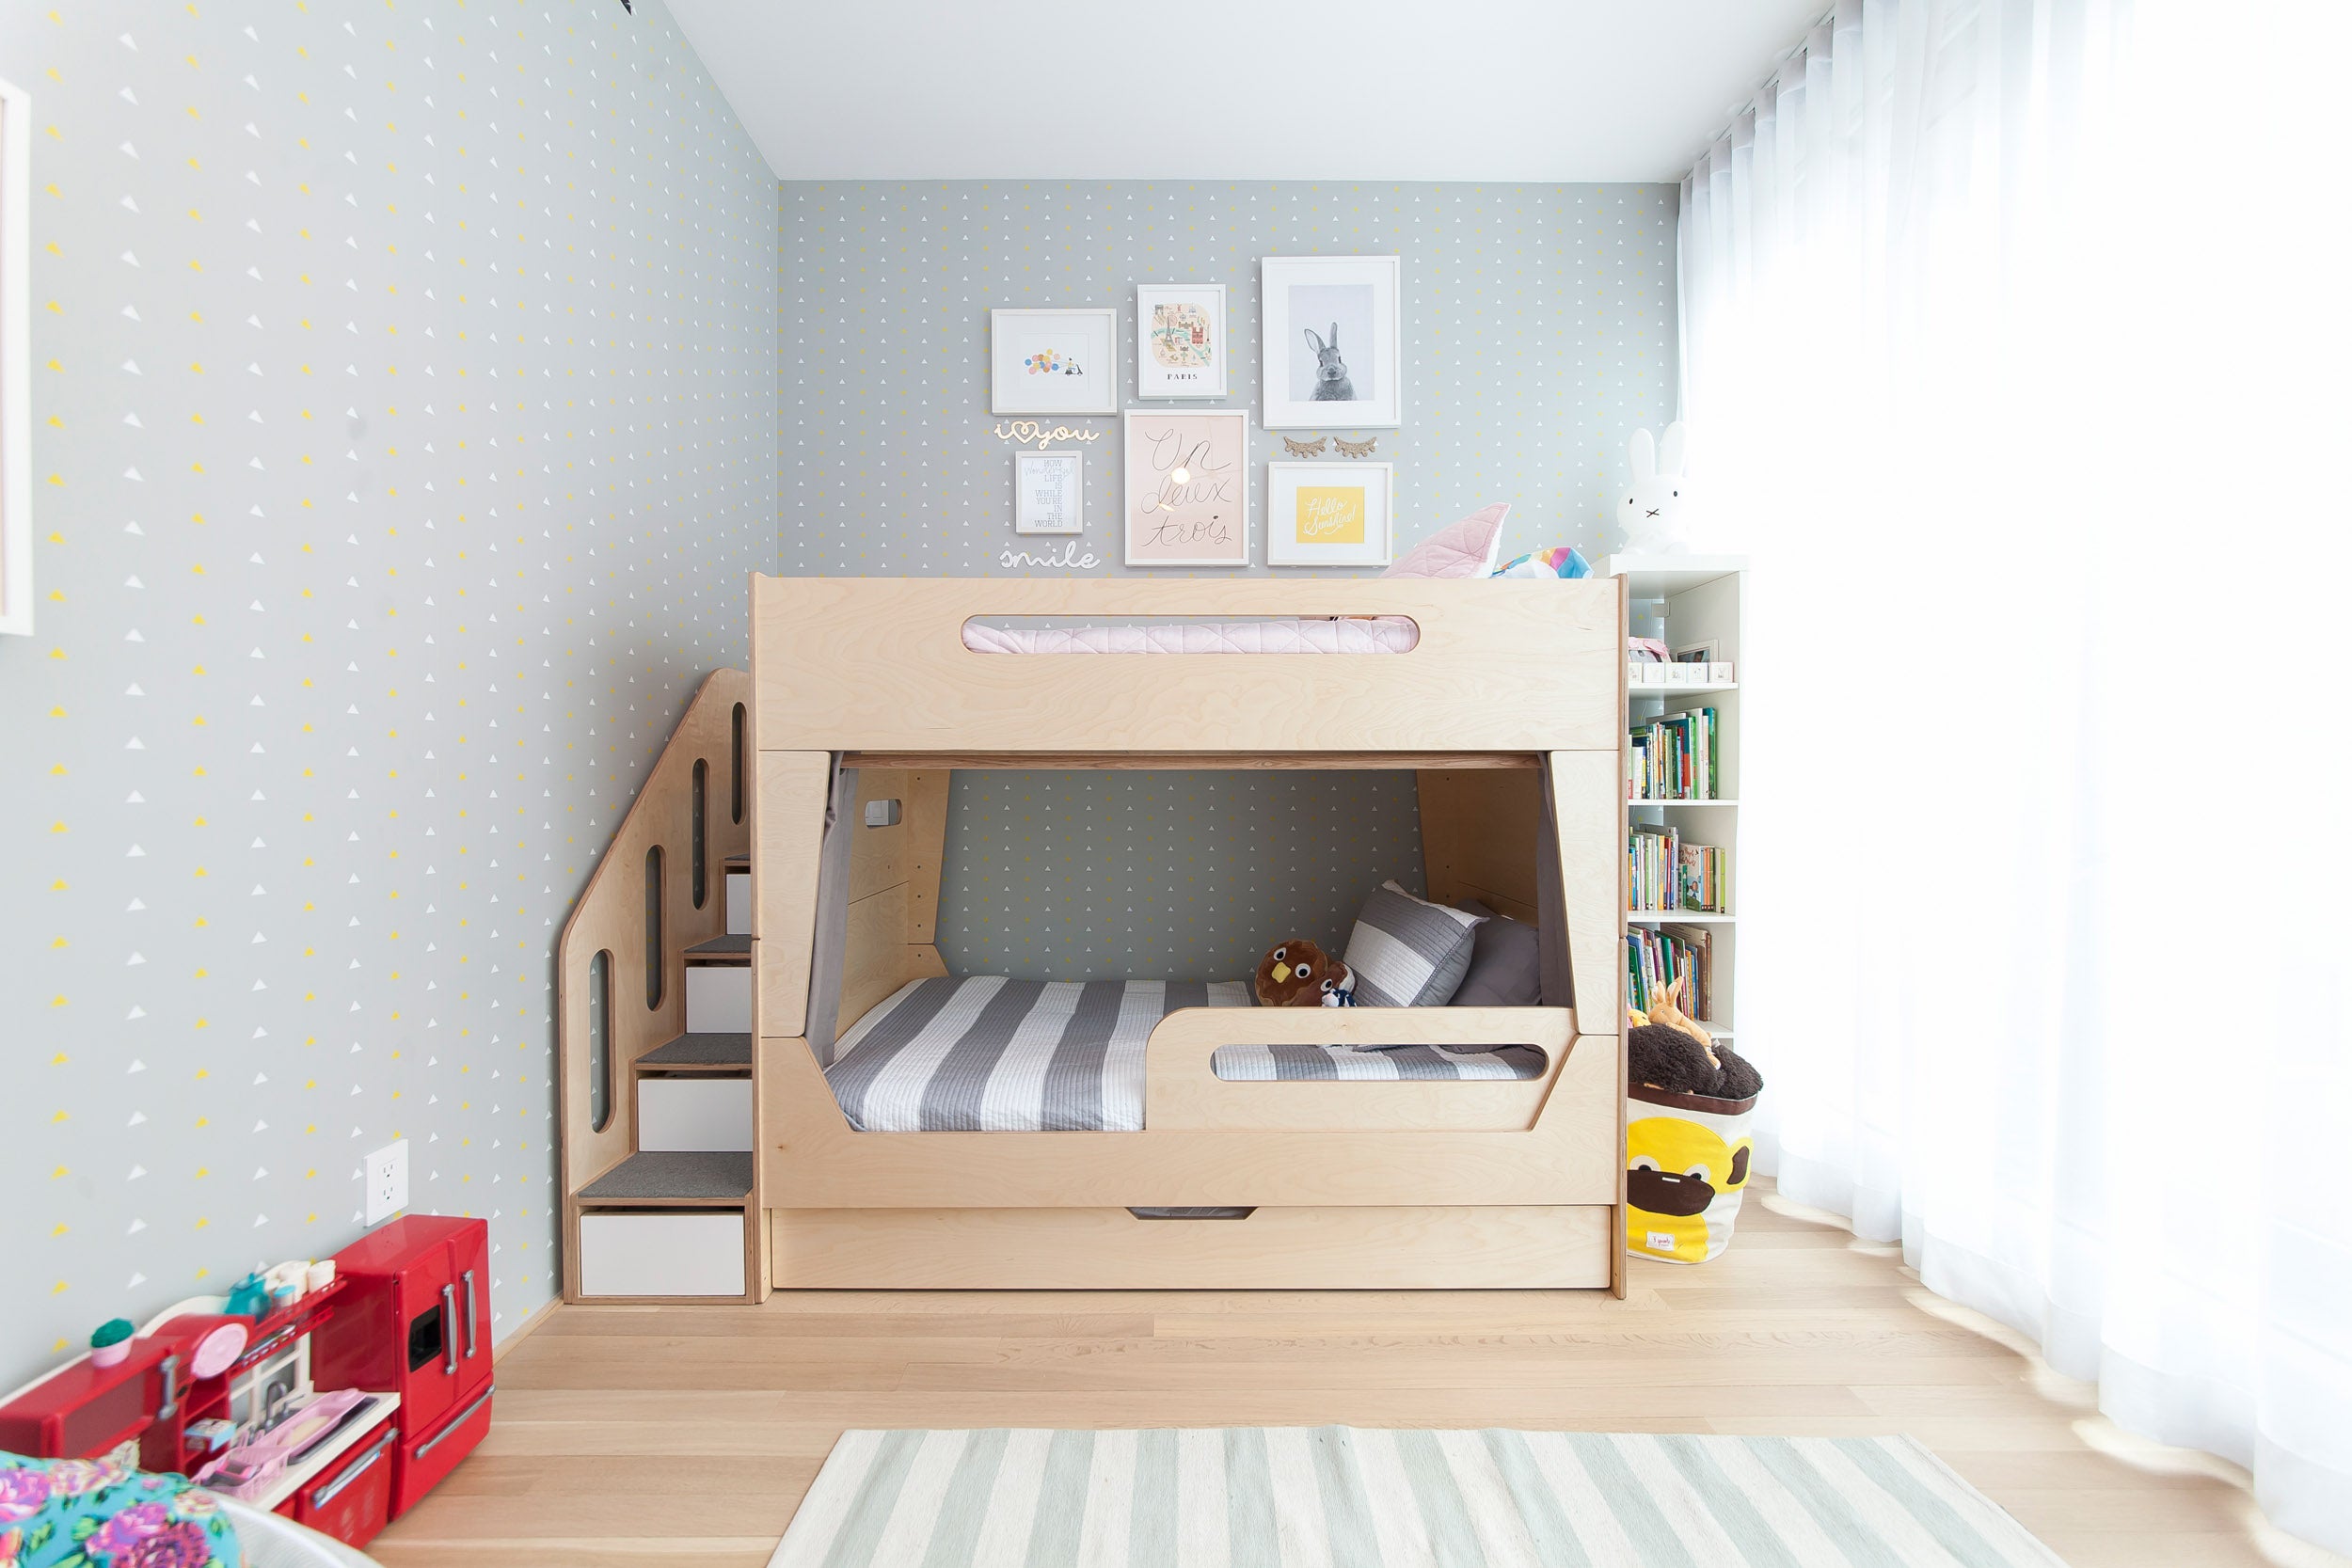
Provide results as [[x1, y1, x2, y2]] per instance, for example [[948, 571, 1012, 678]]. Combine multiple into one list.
[[769, 1205, 1614, 1291]]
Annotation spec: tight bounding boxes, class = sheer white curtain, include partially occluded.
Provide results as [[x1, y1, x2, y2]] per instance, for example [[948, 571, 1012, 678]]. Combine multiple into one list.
[[1680, 0, 2352, 1552]]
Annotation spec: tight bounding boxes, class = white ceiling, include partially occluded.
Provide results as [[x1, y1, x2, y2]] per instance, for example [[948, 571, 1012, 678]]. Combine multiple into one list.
[[663, 0, 1823, 184]]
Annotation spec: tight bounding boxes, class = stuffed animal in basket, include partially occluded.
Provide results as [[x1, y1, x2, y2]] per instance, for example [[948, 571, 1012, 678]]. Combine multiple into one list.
[[1254, 939, 1358, 1007], [1626, 976, 1762, 1264], [1628, 977, 1761, 1099]]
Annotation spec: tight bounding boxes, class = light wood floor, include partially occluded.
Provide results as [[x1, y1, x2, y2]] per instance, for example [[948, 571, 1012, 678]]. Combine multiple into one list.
[[374, 1183, 2344, 1568]]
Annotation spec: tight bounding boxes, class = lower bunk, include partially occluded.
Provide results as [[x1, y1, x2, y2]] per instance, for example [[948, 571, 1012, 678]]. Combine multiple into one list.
[[756, 988, 1626, 1295]]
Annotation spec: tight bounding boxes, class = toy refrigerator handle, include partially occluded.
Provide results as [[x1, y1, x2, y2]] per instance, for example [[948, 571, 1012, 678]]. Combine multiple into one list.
[[462, 1270, 478, 1360], [157, 1352, 181, 1421], [438, 1286, 456, 1376]]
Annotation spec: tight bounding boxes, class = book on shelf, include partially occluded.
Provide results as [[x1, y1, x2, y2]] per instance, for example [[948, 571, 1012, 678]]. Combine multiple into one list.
[[1627, 923, 1715, 1023], [1627, 706, 1720, 800], [1627, 822, 1732, 913], [1680, 842, 1729, 911]]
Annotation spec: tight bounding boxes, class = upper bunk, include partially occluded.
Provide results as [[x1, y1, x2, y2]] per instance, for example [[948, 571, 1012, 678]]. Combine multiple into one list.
[[748, 576, 1627, 762]]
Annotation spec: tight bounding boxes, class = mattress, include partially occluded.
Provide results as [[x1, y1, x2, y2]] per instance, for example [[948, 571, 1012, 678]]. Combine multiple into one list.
[[961, 618, 1417, 654], [825, 975, 1544, 1133]]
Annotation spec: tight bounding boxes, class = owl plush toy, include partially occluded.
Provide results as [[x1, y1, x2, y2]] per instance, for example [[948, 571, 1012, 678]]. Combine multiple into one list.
[[1254, 939, 1358, 1007]]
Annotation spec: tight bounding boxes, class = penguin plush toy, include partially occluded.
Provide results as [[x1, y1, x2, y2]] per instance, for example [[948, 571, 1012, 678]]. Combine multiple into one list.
[[1254, 939, 1358, 1007]]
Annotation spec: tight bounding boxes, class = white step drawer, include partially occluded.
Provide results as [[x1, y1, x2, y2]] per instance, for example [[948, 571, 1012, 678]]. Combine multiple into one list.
[[638, 1076, 753, 1152], [726, 868, 750, 936], [685, 965, 751, 1033], [579, 1212, 746, 1298]]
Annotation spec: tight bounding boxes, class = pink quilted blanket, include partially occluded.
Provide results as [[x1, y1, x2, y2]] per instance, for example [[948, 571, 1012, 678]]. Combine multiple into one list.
[[961, 618, 1418, 654]]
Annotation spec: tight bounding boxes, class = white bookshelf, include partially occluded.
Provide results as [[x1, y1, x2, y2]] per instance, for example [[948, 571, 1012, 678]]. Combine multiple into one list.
[[1608, 553, 1745, 1042]]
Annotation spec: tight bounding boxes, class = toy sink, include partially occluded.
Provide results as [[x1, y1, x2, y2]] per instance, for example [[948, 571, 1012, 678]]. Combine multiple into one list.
[[197, 1388, 379, 1497], [263, 1387, 377, 1462]]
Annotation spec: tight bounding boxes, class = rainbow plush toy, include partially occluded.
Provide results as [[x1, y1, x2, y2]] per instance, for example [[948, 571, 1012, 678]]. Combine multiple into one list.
[[1492, 546, 1593, 579]]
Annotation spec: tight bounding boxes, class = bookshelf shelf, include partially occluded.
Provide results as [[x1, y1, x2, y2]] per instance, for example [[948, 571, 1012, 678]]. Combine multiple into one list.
[[1610, 556, 1747, 601], [1611, 553, 1746, 1040]]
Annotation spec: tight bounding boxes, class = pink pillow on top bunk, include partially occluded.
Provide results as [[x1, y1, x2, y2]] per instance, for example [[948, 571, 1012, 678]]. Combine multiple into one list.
[[1380, 503, 1511, 578]]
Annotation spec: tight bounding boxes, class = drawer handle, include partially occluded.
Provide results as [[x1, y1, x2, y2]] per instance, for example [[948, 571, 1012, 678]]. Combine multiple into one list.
[[412, 1385, 495, 1462], [310, 1426, 399, 1508]]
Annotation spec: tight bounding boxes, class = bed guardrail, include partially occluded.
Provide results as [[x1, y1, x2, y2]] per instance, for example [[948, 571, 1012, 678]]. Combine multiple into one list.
[[751, 576, 1625, 755], [1144, 1005, 1573, 1132]]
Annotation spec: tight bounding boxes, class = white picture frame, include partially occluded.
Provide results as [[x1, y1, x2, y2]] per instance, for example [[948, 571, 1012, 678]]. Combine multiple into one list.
[[1013, 450, 1086, 535], [1260, 255, 1402, 430], [1265, 461, 1395, 566], [990, 307, 1120, 416], [1134, 283, 1229, 399], [0, 76, 31, 637], [1121, 407, 1250, 567]]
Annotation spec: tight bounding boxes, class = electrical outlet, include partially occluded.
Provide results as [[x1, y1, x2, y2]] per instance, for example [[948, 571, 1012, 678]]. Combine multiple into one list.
[[364, 1139, 409, 1226]]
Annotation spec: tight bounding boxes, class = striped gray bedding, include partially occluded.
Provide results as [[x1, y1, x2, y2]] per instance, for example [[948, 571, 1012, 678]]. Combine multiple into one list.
[[825, 975, 1545, 1133]]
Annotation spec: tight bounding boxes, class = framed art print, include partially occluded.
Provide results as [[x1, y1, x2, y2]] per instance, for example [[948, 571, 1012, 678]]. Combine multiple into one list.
[[990, 308, 1119, 416], [1013, 450, 1085, 535], [1260, 255, 1402, 430], [1121, 407, 1249, 567], [1265, 461, 1394, 566], [1135, 283, 1228, 398]]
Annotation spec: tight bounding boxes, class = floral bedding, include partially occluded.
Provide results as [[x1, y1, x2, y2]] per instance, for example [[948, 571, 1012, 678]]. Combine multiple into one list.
[[0, 1454, 240, 1568]]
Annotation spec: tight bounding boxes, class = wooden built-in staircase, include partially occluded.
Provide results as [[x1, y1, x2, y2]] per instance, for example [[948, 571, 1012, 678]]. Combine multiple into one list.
[[557, 671, 768, 1303]]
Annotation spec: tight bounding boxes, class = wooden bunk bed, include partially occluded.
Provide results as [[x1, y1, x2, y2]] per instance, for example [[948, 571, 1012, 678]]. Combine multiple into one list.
[[555, 577, 1627, 1303], [746, 577, 1630, 1296]]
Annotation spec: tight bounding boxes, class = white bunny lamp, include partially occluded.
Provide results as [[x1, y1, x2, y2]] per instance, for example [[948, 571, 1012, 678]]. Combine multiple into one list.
[[1619, 422, 1691, 551]]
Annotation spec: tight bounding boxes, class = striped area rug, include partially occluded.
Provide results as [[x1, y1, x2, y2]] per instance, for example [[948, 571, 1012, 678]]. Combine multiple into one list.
[[770, 1426, 2066, 1567]]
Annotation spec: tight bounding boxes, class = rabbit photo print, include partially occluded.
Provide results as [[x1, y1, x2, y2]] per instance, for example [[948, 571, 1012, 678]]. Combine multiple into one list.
[[1259, 255, 1402, 429], [1292, 286, 1374, 404]]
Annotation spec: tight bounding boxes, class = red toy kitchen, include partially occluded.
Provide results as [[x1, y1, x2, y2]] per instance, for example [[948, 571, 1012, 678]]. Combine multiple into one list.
[[0, 1215, 494, 1551]]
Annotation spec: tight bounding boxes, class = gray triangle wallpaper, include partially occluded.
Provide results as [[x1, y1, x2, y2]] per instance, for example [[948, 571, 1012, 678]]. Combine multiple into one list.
[[0, 0, 778, 1388]]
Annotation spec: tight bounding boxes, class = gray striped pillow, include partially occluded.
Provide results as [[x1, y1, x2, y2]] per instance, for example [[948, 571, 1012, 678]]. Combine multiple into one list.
[[1343, 880, 1486, 1007]]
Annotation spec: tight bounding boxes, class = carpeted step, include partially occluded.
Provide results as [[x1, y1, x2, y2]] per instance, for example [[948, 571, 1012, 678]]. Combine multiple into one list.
[[576, 1150, 752, 1203]]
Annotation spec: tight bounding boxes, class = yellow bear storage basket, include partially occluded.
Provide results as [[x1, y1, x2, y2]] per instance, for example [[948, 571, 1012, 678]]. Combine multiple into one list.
[[1625, 1082, 1759, 1264]]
